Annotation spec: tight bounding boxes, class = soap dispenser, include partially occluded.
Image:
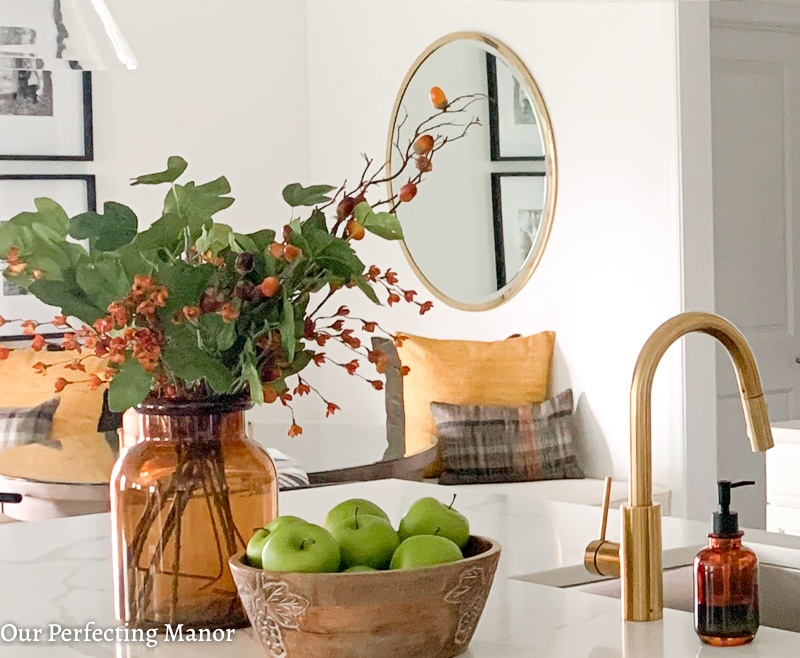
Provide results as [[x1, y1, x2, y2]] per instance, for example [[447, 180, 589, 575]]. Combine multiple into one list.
[[694, 480, 759, 647]]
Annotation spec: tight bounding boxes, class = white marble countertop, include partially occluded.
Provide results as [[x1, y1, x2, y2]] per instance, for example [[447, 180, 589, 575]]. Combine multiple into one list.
[[5, 479, 800, 656]]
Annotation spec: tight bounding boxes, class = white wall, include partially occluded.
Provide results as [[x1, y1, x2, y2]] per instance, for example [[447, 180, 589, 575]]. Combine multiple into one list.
[[304, 0, 689, 513], [0, 0, 311, 232]]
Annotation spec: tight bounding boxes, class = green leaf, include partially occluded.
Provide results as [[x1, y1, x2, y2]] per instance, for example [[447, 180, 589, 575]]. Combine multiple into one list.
[[302, 226, 334, 257], [76, 257, 129, 310], [354, 275, 381, 305], [282, 183, 336, 208], [108, 360, 154, 412], [194, 176, 231, 197], [197, 313, 236, 352], [285, 218, 312, 256], [354, 202, 403, 240], [303, 209, 329, 233], [363, 211, 403, 240], [241, 339, 264, 404], [245, 229, 277, 254], [354, 202, 372, 224], [282, 350, 314, 378], [131, 213, 187, 252], [0, 220, 24, 255], [28, 280, 105, 324], [230, 232, 258, 254], [163, 178, 235, 230], [279, 296, 295, 362], [195, 223, 233, 256], [116, 246, 157, 284], [131, 156, 188, 186], [33, 198, 69, 235], [69, 202, 139, 252], [23, 237, 70, 278], [0, 199, 70, 255], [157, 262, 217, 317], [164, 324, 235, 393], [315, 237, 365, 278]]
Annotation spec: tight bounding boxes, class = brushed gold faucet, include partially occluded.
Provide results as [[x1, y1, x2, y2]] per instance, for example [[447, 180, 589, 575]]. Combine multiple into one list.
[[584, 312, 774, 622]]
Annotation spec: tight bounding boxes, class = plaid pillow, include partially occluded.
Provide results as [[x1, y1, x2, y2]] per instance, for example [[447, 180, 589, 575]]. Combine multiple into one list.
[[266, 448, 310, 490], [0, 398, 61, 452], [430, 390, 583, 485]]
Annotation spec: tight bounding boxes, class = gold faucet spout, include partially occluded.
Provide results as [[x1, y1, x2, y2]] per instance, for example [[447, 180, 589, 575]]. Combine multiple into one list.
[[585, 311, 774, 622], [630, 312, 773, 509]]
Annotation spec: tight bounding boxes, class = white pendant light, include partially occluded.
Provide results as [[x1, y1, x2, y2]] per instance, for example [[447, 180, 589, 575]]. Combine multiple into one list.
[[0, 0, 137, 71]]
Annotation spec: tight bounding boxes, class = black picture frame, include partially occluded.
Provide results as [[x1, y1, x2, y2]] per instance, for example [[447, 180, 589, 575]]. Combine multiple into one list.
[[491, 172, 545, 290], [0, 173, 97, 210], [486, 54, 544, 163], [0, 71, 93, 161], [0, 174, 97, 339]]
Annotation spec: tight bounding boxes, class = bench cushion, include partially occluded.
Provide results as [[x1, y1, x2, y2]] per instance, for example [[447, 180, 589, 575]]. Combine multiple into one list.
[[428, 477, 672, 516]]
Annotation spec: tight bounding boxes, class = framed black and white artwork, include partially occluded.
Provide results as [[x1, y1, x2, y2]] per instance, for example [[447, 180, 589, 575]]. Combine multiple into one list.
[[486, 54, 544, 162], [0, 175, 96, 337], [491, 173, 546, 289], [0, 69, 93, 161]]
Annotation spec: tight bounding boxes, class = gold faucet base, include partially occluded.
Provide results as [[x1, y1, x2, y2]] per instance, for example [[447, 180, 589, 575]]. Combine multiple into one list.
[[621, 503, 663, 622]]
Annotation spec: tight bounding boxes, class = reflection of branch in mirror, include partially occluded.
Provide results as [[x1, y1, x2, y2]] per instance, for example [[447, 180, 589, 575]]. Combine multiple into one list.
[[377, 92, 486, 213], [325, 89, 484, 236]]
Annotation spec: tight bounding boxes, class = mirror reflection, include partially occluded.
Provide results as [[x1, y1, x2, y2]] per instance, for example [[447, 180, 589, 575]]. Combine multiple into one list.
[[389, 36, 555, 309]]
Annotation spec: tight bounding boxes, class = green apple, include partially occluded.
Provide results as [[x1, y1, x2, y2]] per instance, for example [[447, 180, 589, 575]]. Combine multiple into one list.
[[246, 528, 272, 568], [264, 515, 306, 534], [398, 496, 470, 549], [390, 535, 463, 570], [325, 499, 390, 530], [343, 565, 377, 573], [260, 523, 341, 573], [246, 516, 308, 568], [329, 511, 400, 571]]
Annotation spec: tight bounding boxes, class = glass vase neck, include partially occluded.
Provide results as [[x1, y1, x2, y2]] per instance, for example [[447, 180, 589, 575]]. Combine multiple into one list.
[[134, 396, 252, 445], [136, 395, 253, 417]]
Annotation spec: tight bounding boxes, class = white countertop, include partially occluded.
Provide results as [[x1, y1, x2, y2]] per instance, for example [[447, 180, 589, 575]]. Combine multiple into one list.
[[5, 479, 800, 656]]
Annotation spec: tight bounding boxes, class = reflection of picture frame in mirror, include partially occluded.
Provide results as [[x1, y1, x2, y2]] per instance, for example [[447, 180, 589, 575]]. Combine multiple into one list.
[[0, 174, 96, 338], [0, 71, 93, 161], [491, 172, 546, 289], [486, 54, 544, 162]]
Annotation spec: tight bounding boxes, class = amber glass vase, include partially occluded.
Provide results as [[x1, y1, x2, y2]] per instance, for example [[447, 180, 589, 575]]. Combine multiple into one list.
[[110, 395, 278, 630]]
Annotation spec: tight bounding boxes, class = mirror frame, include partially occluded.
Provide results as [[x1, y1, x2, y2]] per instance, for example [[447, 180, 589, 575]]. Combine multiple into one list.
[[387, 32, 557, 311]]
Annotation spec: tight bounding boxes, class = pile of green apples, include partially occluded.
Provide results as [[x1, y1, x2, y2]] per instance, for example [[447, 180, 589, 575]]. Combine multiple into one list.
[[245, 496, 470, 573]]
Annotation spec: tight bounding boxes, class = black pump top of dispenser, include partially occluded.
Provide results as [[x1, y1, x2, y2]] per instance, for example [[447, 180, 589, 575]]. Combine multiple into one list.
[[713, 480, 755, 537]]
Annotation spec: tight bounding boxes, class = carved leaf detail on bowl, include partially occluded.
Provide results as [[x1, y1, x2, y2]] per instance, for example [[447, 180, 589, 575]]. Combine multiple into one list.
[[445, 566, 488, 646], [233, 571, 310, 658]]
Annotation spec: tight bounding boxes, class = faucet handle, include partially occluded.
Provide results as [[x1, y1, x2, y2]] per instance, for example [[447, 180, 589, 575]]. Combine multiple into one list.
[[599, 476, 613, 541], [584, 476, 621, 577]]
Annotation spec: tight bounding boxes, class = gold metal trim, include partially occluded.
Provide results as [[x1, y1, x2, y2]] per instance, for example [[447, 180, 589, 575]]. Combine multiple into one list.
[[386, 32, 558, 312]]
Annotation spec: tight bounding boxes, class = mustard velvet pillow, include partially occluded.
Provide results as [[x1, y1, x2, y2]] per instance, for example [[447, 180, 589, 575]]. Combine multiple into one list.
[[0, 349, 115, 483], [396, 331, 556, 476]]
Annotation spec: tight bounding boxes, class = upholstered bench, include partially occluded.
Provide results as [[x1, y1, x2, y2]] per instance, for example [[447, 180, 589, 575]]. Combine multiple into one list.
[[0, 345, 114, 522], [429, 478, 672, 516]]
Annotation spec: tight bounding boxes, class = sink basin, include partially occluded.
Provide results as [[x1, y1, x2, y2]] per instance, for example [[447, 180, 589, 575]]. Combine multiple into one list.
[[519, 543, 800, 634], [575, 564, 800, 633]]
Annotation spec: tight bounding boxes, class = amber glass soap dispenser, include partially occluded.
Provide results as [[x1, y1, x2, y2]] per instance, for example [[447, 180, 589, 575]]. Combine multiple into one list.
[[694, 480, 759, 647]]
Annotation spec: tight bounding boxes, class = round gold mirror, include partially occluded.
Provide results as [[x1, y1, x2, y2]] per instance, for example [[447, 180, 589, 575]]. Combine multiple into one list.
[[387, 32, 556, 311]]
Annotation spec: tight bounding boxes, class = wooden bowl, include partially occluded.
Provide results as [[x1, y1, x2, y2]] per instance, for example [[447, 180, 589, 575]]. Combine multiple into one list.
[[230, 535, 501, 658]]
